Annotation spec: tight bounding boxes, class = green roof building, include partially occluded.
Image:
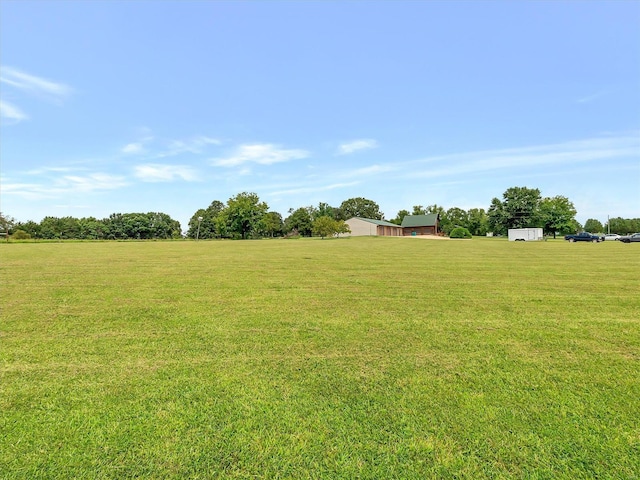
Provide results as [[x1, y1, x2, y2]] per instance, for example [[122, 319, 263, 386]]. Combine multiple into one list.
[[400, 214, 439, 236]]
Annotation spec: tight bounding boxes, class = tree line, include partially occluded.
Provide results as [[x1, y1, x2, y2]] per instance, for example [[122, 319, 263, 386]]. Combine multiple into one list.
[[2, 186, 637, 240], [3, 212, 182, 240]]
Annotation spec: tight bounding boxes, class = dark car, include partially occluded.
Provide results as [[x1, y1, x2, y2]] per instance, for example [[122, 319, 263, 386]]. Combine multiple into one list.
[[564, 232, 603, 242], [619, 233, 640, 243]]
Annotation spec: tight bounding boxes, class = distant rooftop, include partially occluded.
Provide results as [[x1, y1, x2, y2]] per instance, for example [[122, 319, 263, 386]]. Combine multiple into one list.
[[401, 214, 439, 228], [349, 217, 401, 228]]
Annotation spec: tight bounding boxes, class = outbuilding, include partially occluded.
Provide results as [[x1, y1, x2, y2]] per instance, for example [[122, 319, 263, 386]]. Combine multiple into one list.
[[400, 214, 439, 236], [345, 217, 404, 236]]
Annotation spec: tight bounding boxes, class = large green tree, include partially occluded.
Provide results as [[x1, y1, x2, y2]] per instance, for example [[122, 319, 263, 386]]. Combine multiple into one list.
[[284, 207, 313, 236], [607, 217, 640, 235], [488, 186, 542, 234], [262, 211, 284, 237], [312, 216, 347, 239], [539, 196, 577, 238], [466, 208, 489, 236], [337, 197, 383, 220], [221, 192, 269, 239], [187, 200, 225, 239], [583, 218, 603, 234]]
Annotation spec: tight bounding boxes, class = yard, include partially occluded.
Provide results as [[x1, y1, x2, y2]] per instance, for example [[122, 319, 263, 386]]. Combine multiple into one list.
[[1, 237, 638, 478]]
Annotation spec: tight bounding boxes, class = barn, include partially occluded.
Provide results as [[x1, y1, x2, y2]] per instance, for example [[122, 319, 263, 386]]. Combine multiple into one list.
[[345, 217, 404, 236], [400, 214, 439, 236]]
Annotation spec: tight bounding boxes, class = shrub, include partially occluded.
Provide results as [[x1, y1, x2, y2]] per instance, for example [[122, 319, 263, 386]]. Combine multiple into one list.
[[450, 227, 472, 239], [11, 229, 31, 240]]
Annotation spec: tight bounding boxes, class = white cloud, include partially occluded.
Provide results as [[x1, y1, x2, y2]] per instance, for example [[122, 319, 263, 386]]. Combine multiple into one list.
[[122, 143, 145, 155], [0, 66, 72, 102], [133, 164, 198, 182], [0, 99, 28, 123], [56, 173, 129, 192], [338, 139, 378, 155], [211, 143, 309, 167], [157, 136, 221, 158], [1, 172, 128, 199]]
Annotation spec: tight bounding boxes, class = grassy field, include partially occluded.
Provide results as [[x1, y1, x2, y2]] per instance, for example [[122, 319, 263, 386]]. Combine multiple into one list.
[[1, 237, 639, 479]]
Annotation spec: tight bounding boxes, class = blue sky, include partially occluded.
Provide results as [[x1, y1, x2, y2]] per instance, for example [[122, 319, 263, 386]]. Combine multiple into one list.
[[1, 0, 639, 231]]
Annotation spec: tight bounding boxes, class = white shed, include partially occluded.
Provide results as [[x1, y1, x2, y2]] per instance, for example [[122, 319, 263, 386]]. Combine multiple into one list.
[[345, 217, 403, 236]]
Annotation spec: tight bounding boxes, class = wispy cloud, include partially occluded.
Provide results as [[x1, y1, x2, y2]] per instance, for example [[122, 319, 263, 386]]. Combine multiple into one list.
[[342, 164, 397, 177], [0, 66, 72, 103], [1, 181, 55, 200], [270, 181, 360, 196], [25, 166, 81, 175], [121, 134, 221, 158], [2, 172, 128, 199], [576, 90, 608, 104], [406, 134, 640, 179], [133, 164, 199, 182], [0, 99, 28, 123], [157, 136, 221, 158], [211, 143, 309, 167], [55, 173, 128, 192], [338, 139, 378, 155]]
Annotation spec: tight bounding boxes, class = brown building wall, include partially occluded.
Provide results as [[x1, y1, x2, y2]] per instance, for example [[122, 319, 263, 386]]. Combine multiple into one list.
[[403, 226, 437, 236], [377, 225, 402, 236]]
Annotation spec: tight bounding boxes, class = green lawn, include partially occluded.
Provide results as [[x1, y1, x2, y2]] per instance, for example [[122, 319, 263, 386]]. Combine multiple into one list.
[[1, 237, 638, 479]]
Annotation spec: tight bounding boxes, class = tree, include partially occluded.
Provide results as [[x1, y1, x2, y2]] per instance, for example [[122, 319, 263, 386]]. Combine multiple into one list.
[[425, 204, 446, 216], [607, 217, 640, 235], [488, 186, 542, 234], [312, 216, 336, 238], [148, 212, 182, 239], [0, 212, 15, 235], [284, 207, 313, 236], [466, 208, 489, 236], [583, 219, 603, 234], [337, 197, 383, 220], [335, 220, 350, 236], [443, 207, 468, 236], [488, 197, 508, 235], [390, 209, 410, 225], [187, 200, 225, 239], [539, 196, 577, 238], [315, 202, 337, 220], [262, 211, 284, 237], [15, 220, 40, 239], [312, 216, 351, 238], [221, 192, 269, 239], [412, 205, 427, 215], [77, 217, 105, 239]]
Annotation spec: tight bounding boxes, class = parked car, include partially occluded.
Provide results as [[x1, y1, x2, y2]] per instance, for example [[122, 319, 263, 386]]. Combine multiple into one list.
[[604, 234, 621, 241], [618, 233, 640, 243], [564, 232, 603, 242]]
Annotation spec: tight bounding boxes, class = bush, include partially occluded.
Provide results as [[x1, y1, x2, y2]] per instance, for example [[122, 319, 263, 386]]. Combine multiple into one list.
[[450, 227, 472, 239], [11, 229, 31, 240]]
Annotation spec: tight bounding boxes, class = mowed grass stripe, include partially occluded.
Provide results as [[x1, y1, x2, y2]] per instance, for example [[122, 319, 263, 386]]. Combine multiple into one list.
[[1, 238, 638, 479]]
